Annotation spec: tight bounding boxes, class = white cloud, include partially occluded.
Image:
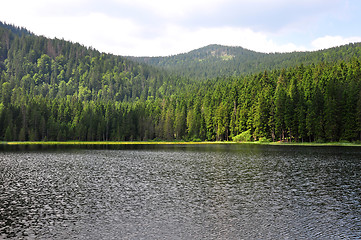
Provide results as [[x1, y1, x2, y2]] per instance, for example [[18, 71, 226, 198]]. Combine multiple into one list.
[[121, 25, 308, 56], [311, 35, 361, 50], [0, 4, 310, 57], [113, 0, 224, 19], [1, 0, 360, 56]]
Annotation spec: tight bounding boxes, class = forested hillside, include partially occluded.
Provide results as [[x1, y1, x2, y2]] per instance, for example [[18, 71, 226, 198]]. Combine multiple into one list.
[[0, 22, 32, 37], [132, 43, 361, 80], [1, 22, 361, 142]]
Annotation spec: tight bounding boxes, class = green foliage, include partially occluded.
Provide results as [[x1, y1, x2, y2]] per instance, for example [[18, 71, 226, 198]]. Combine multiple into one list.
[[132, 43, 361, 80], [258, 137, 271, 143], [1, 22, 361, 143], [233, 130, 252, 142]]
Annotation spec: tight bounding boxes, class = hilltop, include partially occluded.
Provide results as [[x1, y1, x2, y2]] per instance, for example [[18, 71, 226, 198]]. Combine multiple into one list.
[[131, 43, 361, 79]]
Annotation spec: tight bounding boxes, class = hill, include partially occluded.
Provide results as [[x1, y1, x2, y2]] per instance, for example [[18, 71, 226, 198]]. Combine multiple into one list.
[[0, 21, 178, 103], [1, 22, 361, 143], [131, 43, 361, 79], [0, 21, 33, 37]]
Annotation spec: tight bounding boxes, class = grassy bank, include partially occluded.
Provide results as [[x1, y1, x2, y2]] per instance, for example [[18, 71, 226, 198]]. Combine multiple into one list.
[[3, 141, 232, 145], [2, 141, 361, 146]]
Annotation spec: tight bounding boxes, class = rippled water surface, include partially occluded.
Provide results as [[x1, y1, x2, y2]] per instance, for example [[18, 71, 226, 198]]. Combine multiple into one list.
[[1, 144, 360, 239]]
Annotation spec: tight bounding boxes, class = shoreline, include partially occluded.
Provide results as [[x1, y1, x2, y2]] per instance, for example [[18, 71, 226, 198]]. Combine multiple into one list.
[[2, 141, 361, 147]]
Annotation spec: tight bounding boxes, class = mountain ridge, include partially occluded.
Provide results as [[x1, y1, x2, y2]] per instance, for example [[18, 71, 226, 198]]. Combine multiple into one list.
[[130, 42, 361, 79], [0, 21, 33, 37], [2, 21, 361, 80], [1, 21, 361, 143]]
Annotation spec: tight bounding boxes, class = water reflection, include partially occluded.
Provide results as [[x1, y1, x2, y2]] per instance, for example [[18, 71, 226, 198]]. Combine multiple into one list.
[[1, 144, 360, 239]]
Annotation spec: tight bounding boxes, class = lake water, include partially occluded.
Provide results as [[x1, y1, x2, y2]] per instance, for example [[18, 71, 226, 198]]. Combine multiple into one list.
[[1, 144, 360, 239]]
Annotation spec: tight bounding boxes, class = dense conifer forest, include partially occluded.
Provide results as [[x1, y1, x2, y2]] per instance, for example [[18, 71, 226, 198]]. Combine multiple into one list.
[[132, 43, 361, 79], [1, 22, 361, 142]]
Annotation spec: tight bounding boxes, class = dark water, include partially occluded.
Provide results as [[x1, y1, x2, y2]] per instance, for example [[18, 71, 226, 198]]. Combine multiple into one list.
[[0, 144, 360, 239]]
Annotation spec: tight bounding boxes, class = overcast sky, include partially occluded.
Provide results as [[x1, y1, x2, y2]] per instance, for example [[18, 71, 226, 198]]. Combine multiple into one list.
[[1, 0, 361, 56]]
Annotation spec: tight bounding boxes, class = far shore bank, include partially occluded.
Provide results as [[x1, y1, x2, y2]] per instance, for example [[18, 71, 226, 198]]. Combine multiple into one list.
[[2, 141, 361, 147]]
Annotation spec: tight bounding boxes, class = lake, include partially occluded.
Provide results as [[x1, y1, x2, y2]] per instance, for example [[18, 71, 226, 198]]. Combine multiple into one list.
[[1, 144, 360, 239]]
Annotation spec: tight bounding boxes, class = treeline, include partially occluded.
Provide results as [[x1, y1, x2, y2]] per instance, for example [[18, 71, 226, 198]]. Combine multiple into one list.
[[0, 21, 32, 37], [1, 22, 361, 142], [133, 43, 361, 80], [1, 60, 361, 142]]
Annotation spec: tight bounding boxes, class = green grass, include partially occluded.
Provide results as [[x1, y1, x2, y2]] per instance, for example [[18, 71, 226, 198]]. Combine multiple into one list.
[[2, 140, 361, 146], [3, 141, 232, 145]]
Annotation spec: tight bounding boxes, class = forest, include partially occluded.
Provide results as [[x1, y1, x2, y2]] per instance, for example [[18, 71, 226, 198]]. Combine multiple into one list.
[[1, 22, 361, 143], [133, 43, 361, 79]]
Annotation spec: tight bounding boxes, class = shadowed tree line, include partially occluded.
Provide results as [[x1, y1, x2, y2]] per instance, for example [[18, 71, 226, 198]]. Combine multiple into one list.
[[1, 22, 361, 142]]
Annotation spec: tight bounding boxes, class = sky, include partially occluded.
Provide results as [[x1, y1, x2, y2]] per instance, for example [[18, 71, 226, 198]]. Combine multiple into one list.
[[1, 0, 361, 56]]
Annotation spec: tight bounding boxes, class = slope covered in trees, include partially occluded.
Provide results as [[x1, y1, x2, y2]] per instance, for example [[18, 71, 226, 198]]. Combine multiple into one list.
[[131, 43, 361, 80], [1, 22, 361, 143], [0, 22, 185, 102], [0, 22, 33, 37]]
